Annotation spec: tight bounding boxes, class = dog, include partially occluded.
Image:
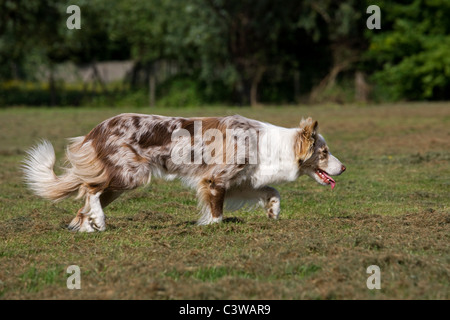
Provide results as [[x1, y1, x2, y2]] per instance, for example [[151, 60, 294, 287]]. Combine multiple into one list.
[[23, 114, 345, 232]]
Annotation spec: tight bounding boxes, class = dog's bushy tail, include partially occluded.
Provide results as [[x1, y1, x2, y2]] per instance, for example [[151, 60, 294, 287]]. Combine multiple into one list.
[[22, 140, 82, 201]]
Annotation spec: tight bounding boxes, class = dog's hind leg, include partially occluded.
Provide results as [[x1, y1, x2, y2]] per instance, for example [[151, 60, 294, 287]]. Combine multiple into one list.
[[259, 186, 281, 220], [86, 191, 106, 232], [67, 190, 104, 232], [68, 189, 124, 232], [68, 194, 96, 232], [90, 190, 123, 230]]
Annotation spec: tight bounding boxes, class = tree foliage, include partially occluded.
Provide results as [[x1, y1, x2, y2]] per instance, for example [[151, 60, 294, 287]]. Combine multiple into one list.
[[0, 0, 448, 105], [366, 0, 450, 100]]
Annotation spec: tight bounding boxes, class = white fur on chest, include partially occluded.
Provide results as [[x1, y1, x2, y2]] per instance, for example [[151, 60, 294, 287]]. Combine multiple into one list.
[[250, 124, 299, 188]]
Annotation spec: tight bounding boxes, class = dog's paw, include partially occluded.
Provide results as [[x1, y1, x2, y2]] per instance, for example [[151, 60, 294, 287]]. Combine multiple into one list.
[[267, 208, 280, 220], [88, 216, 106, 232], [68, 216, 82, 232], [197, 215, 223, 225], [68, 215, 97, 232], [266, 197, 280, 220]]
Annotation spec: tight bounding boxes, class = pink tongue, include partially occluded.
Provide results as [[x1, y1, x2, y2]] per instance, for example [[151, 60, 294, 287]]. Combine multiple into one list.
[[322, 171, 336, 190], [330, 180, 336, 190]]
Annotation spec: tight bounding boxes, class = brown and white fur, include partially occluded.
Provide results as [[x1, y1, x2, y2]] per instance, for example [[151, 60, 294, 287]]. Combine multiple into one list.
[[22, 114, 346, 232]]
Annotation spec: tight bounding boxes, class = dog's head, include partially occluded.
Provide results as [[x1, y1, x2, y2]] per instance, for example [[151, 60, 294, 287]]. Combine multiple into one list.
[[295, 118, 346, 189]]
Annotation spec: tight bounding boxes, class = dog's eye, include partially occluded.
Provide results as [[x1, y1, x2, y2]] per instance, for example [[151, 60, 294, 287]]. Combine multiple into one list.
[[323, 150, 328, 155]]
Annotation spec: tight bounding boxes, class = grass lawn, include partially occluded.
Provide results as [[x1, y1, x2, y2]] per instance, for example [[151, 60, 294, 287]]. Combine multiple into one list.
[[0, 102, 449, 299]]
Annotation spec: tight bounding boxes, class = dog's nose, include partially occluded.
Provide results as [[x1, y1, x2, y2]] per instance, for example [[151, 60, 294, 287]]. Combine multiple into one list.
[[341, 165, 346, 172]]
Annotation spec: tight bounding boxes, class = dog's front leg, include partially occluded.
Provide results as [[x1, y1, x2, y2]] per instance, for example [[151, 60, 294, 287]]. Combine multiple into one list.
[[197, 177, 226, 225], [260, 186, 281, 220], [223, 186, 281, 220]]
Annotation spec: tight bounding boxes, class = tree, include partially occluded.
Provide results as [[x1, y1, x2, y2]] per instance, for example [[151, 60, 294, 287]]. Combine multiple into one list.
[[294, 0, 367, 102], [202, 0, 306, 106]]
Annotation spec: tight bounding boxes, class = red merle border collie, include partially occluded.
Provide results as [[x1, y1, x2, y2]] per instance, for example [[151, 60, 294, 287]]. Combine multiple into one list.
[[23, 114, 346, 232]]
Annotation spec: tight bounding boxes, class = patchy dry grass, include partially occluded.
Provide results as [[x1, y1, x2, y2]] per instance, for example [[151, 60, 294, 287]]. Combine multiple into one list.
[[0, 102, 449, 299]]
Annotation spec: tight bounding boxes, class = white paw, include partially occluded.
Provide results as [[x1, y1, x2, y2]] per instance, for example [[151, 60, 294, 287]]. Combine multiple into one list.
[[89, 215, 106, 232], [78, 218, 96, 233], [197, 215, 223, 225], [266, 197, 280, 219]]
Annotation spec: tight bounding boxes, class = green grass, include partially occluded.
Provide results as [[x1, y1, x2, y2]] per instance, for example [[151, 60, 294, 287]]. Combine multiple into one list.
[[20, 266, 61, 293], [164, 266, 253, 282], [0, 102, 449, 299]]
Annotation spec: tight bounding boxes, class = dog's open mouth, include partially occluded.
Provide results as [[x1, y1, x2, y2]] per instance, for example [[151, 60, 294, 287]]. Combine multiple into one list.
[[316, 169, 336, 190]]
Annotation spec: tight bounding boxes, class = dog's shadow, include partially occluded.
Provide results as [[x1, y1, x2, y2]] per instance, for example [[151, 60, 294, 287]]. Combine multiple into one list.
[[180, 217, 244, 226], [59, 217, 245, 232]]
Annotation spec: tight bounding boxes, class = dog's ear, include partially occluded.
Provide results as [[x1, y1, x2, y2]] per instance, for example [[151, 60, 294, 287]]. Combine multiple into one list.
[[299, 117, 318, 139], [295, 118, 318, 161]]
